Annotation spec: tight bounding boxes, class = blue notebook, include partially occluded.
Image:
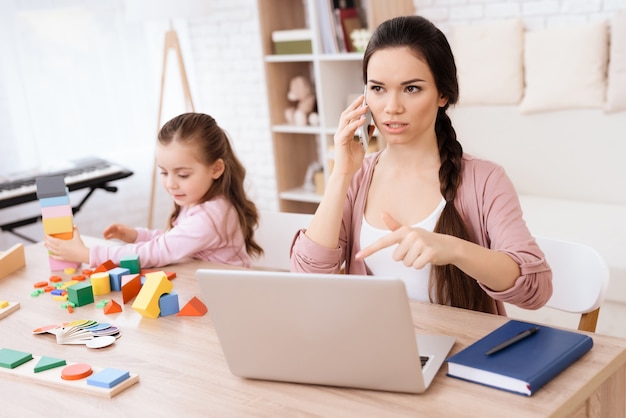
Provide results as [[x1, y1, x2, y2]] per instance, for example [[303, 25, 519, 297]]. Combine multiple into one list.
[[446, 320, 593, 396]]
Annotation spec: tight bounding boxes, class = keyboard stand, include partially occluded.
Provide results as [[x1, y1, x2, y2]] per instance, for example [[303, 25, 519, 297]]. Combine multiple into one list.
[[1, 183, 120, 243]]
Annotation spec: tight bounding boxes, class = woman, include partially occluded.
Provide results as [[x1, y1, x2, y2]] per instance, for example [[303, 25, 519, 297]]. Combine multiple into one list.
[[290, 16, 552, 315]]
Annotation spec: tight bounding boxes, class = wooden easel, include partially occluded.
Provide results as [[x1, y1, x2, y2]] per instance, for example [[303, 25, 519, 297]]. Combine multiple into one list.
[[147, 24, 195, 229]]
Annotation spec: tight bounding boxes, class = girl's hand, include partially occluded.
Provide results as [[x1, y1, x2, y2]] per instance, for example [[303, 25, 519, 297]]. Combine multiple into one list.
[[332, 94, 372, 177], [103, 223, 137, 243], [356, 212, 456, 269], [43, 226, 90, 264]]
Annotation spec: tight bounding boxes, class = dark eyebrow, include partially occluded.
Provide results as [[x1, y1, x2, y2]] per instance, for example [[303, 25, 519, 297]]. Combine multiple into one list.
[[368, 78, 427, 86]]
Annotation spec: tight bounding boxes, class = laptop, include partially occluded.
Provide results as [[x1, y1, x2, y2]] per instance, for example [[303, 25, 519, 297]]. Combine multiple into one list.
[[195, 269, 455, 394]]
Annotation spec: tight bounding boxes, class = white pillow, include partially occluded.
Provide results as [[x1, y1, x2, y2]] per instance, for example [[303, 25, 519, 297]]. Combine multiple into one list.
[[520, 20, 609, 114], [605, 12, 626, 113], [450, 18, 524, 105]]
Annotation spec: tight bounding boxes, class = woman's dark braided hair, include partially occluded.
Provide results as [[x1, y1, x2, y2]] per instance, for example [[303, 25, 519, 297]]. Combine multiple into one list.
[[362, 16, 494, 313]]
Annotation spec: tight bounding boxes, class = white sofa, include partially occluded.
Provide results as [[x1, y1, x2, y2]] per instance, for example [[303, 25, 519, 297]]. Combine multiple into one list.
[[450, 105, 626, 306]]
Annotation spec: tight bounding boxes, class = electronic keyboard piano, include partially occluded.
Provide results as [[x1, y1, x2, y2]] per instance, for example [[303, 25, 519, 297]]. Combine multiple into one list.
[[0, 157, 133, 242], [0, 157, 133, 209]]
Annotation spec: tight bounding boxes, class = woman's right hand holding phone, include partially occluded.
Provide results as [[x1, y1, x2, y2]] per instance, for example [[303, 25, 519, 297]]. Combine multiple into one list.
[[332, 94, 370, 178]]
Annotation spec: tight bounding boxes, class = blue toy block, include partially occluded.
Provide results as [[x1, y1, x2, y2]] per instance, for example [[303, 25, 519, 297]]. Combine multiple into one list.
[[158, 292, 179, 317], [39, 193, 70, 208], [86, 368, 130, 388], [108, 267, 130, 292]]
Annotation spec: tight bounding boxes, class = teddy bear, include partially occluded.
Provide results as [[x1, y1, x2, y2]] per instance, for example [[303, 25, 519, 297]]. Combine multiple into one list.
[[285, 75, 319, 126]]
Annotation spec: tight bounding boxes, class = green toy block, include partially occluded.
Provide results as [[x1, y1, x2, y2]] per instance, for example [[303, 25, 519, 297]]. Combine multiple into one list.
[[67, 281, 94, 307], [120, 254, 141, 275], [0, 348, 33, 369]]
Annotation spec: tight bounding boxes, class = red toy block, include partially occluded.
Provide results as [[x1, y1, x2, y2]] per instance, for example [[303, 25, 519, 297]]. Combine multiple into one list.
[[94, 260, 116, 273], [121, 274, 142, 304], [104, 300, 122, 314], [177, 296, 207, 316]]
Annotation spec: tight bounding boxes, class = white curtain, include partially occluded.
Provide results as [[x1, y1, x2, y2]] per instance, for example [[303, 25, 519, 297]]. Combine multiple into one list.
[[0, 0, 157, 176]]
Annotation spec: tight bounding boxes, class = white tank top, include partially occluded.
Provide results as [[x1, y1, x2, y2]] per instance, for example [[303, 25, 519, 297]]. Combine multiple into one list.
[[359, 198, 446, 302]]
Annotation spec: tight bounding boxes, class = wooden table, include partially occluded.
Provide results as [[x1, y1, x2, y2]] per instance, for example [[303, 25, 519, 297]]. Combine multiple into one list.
[[1, 239, 625, 417]]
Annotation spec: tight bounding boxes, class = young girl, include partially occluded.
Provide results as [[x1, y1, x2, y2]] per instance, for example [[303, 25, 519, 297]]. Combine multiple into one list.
[[290, 16, 552, 315], [45, 112, 262, 268]]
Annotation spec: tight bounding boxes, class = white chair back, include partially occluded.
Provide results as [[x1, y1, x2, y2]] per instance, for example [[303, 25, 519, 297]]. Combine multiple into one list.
[[537, 236, 609, 331], [253, 211, 314, 271]]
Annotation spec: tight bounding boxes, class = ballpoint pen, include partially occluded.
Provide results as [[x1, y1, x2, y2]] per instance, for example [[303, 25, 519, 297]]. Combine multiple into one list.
[[485, 326, 539, 355]]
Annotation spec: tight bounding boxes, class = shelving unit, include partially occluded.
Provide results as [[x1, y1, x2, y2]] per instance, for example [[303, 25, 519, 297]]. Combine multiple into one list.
[[257, 0, 366, 213]]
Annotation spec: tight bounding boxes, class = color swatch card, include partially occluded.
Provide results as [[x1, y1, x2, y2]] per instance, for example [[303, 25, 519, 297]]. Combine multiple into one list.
[[33, 319, 121, 349]]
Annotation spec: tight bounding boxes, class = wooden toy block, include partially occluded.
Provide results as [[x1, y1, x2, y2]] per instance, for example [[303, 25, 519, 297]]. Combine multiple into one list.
[[35, 175, 67, 199], [51, 231, 74, 240], [40, 204, 72, 219], [42, 216, 73, 235], [48, 257, 80, 273], [38, 193, 70, 208], [121, 274, 142, 304], [103, 300, 122, 314], [158, 293, 179, 317], [0, 348, 33, 369], [120, 254, 140, 274], [107, 267, 130, 291], [90, 272, 111, 295], [0, 352, 139, 398], [94, 259, 116, 273], [87, 368, 130, 388], [0, 243, 26, 280], [67, 282, 94, 307], [177, 296, 208, 316], [132, 272, 173, 319], [141, 269, 177, 280], [0, 302, 20, 320], [34, 356, 66, 373]]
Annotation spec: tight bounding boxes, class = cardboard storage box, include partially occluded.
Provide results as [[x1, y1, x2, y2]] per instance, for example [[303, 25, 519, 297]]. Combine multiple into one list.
[[272, 29, 313, 54]]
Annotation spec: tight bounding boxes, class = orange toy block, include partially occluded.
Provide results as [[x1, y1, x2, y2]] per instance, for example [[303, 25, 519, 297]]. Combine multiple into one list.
[[104, 300, 122, 314], [177, 296, 208, 316], [94, 260, 116, 273], [0, 243, 26, 280], [51, 231, 74, 240], [120, 274, 142, 304], [42, 216, 73, 235], [131, 272, 173, 319]]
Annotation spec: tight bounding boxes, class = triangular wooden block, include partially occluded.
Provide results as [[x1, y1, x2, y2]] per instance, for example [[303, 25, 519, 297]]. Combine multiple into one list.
[[177, 296, 207, 316], [104, 299, 123, 314], [34, 356, 66, 373]]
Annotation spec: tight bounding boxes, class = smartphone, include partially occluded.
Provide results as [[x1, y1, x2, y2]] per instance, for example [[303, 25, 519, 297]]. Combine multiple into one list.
[[356, 85, 372, 153]]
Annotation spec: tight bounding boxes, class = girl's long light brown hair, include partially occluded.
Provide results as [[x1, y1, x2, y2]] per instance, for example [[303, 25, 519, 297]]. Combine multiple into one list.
[[158, 112, 263, 258]]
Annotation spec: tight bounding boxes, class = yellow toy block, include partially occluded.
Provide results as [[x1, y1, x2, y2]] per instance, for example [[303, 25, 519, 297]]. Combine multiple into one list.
[[0, 243, 26, 280], [42, 216, 73, 235], [90, 272, 111, 296], [132, 271, 173, 319]]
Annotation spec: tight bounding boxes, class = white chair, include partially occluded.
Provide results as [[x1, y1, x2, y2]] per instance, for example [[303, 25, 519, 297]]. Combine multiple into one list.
[[252, 211, 314, 271], [533, 236, 610, 332]]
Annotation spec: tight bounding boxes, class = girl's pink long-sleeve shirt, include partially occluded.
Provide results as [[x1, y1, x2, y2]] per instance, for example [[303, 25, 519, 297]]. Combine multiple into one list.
[[90, 196, 251, 268], [290, 152, 552, 315]]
